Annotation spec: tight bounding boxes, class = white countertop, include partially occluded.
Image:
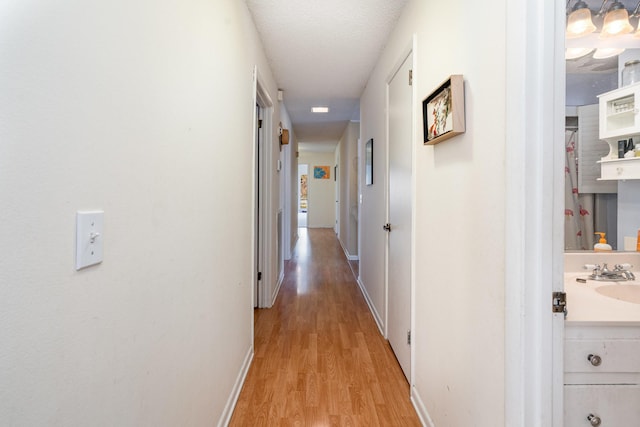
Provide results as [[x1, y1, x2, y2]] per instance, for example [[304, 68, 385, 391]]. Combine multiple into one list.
[[565, 273, 640, 324]]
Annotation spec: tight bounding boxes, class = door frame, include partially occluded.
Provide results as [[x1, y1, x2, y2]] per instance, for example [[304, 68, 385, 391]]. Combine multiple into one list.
[[503, 1, 564, 425], [384, 39, 417, 386], [252, 67, 275, 309], [335, 159, 340, 235]]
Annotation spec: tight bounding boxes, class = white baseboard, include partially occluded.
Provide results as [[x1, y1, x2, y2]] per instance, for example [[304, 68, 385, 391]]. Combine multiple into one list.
[[411, 386, 435, 427], [270, 269, 285, 307], [217, 346, 254, 427], [338, 236, 359, 261], [357, 277, 384, 335]]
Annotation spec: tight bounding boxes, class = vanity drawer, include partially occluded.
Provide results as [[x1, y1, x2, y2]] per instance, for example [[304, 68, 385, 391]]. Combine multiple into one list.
[[565, 339, 640, 374], [564, 384, 640, 427]]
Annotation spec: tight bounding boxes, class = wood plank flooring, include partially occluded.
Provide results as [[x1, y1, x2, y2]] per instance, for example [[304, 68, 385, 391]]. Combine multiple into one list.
[[229, 228, 421, 426]]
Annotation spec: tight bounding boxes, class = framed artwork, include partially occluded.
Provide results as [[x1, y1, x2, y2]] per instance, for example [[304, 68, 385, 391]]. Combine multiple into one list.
[[314, 166, 330, 179], [423, 74, 465, 145], [365, 138, 373, 186]]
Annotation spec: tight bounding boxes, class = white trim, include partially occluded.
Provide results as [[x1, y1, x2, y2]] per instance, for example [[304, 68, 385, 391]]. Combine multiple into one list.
[[551, 0, 567, 423], [338, 235, 359, 260], [251, 65, 258, 318], [409, 33, 418, 398], [411, 386, 435, 427], [504, 1, 564, 425], [216, 347, 254, 427], [270, 269, 284, 307], [357, 277, 384, 335], [254, 68, 275, 309]]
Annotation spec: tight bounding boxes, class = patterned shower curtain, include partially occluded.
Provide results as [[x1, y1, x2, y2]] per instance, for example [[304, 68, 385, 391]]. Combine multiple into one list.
[[565, 130, 595, 250]]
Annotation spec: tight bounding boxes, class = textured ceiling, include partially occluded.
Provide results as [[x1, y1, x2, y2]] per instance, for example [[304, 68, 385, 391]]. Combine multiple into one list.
[[245, 0, 409, 151]]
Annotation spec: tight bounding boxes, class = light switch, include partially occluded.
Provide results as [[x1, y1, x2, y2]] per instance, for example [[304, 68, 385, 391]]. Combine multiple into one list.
[[76, 210, 104, 270]]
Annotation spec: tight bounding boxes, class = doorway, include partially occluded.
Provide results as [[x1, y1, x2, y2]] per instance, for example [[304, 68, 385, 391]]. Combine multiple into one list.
[[386, 51, 413, 381], [298, 164, 308, 228]]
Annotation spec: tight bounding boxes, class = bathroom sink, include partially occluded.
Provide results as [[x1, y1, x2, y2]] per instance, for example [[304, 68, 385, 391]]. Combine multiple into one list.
[[595, 285, 640, 305]]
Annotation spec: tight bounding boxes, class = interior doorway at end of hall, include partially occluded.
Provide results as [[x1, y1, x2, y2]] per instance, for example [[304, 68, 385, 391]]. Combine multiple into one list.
[[298, 164, 308, 228]]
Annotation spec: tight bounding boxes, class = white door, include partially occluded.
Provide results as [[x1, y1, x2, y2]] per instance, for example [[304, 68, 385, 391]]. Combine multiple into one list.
[[387, 52, 413, 381]]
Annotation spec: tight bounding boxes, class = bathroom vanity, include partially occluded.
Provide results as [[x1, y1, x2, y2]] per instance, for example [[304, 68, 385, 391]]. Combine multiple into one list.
[[564, 253, 640, 426]]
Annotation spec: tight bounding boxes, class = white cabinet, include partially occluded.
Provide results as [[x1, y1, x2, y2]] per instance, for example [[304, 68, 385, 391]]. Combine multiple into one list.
[[597, 83, 640, 180], [565, 385, 640, 427], [599, 83, 640, 140], [564, 324, 640, 426], [598, 157, 640, 180]]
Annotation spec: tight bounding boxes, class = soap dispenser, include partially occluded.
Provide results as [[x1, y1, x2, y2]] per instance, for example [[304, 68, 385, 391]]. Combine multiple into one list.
[[594, 232, 612, 252]]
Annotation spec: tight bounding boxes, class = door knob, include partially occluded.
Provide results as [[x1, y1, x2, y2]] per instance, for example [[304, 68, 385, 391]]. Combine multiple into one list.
[[383, 223, 391, 232], [588, 354, 602, 367], [587, 414, 601, 426]]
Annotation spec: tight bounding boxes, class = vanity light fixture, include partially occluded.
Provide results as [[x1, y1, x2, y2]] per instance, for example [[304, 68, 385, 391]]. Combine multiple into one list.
[[565, 0, 640, 59], [566, 1, 597, 38], [600, 1, 634, 38], [593, 46, 626, 58], [565, 47, 595, 59], [311, 107, 329, 113]]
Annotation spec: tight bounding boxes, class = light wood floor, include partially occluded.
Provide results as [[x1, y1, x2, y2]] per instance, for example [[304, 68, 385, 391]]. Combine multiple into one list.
[[229, 228, 422, 426]]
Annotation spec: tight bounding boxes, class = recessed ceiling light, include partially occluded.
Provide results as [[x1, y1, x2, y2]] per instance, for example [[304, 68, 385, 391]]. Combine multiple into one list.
[[311, 107, 329, 113]]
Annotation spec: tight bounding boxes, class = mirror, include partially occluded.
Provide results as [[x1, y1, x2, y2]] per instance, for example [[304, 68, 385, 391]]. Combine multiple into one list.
[[564, 0, 640, 251]]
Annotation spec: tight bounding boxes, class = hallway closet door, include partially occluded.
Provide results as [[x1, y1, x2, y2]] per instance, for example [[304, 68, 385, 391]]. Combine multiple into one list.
[[387, 52, 413, 381]]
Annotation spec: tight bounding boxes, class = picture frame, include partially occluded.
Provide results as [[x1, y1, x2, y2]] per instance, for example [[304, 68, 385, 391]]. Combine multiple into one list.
[[422, 74, 465, 145], [365, 138, 373, 186], [313, 166, 330, 179]]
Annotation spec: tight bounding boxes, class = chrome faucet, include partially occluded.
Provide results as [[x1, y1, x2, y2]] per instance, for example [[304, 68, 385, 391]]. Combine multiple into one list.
[[583, 263, 635, 282], [614, 264, 636, 281]]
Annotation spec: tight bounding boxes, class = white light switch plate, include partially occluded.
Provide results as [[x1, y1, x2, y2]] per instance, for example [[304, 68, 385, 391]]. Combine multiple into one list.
[[76, 211, 104, 270]]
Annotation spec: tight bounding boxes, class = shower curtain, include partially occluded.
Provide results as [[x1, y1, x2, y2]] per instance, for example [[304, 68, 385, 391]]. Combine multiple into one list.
[[565, 130, 595, 250]]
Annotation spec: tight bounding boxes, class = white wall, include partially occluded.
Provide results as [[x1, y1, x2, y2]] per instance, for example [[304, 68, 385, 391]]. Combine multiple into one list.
[[0, 1, 283, 425], [618, 181, 640, 246], [298, 152, 336, 228], [337, 122, 359, 258], [359, 0, 507, 425], [275, 104, 296, 277]]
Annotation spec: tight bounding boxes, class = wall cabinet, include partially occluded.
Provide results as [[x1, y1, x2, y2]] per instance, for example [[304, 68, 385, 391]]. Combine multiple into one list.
[[564, 324, 640, 426], [598, 83, 640, 180], [598, 157, 640, 180]]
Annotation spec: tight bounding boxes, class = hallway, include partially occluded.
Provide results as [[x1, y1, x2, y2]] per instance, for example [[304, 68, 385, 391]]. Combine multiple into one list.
[[229, 228, 421, 426]]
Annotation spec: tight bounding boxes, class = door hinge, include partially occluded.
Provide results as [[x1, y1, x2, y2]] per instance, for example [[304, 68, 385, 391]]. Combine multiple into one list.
[[407, 330, 411, 345], [552, 291, 567, 315], [258, 272, 262, 281], [409, 69, 413, 86], [258, 119, 263, 129]]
